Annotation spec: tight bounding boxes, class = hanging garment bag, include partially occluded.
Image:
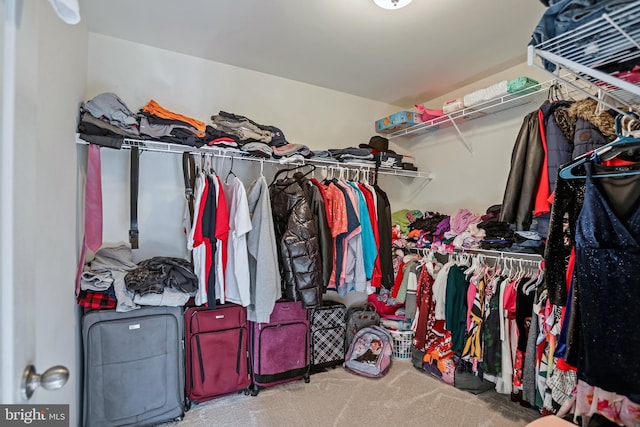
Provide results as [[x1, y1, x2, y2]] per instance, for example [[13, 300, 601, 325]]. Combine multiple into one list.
[[82, 306, 185, 427], [184, 304, 251, 406]]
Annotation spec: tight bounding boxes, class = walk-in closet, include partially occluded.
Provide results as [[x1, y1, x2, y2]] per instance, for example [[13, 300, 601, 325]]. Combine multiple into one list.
[[2, 1, 639, 426]]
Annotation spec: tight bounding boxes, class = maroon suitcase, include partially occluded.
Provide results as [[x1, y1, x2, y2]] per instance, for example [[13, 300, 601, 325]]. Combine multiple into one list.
[[249, 300, 310, 396], [184, 304, 251, 406]]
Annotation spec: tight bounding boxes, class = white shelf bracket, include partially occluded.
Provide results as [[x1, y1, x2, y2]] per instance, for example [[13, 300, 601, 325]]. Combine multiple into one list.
[[449, 117, 473, 154]]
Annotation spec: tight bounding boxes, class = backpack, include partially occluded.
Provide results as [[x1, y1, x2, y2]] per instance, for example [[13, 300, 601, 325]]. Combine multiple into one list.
[[345, 303, 380, 350], [343, 326, 393, 378]]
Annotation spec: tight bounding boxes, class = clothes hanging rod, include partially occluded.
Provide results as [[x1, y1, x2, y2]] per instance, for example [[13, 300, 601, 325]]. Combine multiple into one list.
[[75, 134, 434, 180], [403, 246, 543, 261]]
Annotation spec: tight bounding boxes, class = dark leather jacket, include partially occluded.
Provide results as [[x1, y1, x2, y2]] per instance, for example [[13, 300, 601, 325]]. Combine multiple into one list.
[[270, 176, 322, 308], [500, 110, 544, 231]]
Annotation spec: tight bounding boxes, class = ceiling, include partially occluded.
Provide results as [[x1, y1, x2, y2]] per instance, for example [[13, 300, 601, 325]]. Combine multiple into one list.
[[80, 0, 547, 108]]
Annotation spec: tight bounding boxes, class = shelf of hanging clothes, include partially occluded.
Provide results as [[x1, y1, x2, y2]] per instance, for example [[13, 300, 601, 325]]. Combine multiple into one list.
[[400, 246, 543, 263], [389, 246, 544, 325], [398, 247, 545, 293], [75, 135, 435, 181], [384, 76, 589, 140], [528, 1, 640, 117]]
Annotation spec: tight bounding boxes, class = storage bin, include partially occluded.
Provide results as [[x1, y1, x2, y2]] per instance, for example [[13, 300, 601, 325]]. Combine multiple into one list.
[[506, 77, 540, 94], [375, 111, 422, 134], [442, 98, 464, 114], [463, 80, 508, 107]]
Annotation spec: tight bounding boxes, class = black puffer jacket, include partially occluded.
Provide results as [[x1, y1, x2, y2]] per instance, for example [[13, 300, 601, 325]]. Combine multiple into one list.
[[270, 177, 322, 308]]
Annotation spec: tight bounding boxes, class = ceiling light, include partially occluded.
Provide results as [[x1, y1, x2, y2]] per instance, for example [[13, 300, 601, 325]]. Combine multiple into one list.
[[373, 0, 413, 10]]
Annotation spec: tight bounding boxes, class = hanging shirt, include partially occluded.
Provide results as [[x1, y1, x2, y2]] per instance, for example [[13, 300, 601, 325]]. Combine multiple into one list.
[[432, 261, 456, 321], [307, 181, 332, 290], [374, 184, 394, 289], [213, 176, 230, 304], [222, 176, 252, 307], [334, 180, 364, 294], [246, 176, 281, 323], [203, 175, 218, 308], [462, 276, 486, 360], [326, 182, 350, 291], [358, 182, 382, 287], [187, 172, 210, 307], [445, 265, 470, 356], [348, 182, 378, 279]]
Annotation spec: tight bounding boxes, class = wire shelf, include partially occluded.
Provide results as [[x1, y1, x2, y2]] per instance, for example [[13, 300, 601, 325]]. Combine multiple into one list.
[[529, 2, 640, 114], [385, 78, 588, 140], [75, 135, 434, 181]]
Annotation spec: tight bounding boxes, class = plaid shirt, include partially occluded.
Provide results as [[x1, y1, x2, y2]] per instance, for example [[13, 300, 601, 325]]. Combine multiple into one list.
[[77, 290, 117, 309], [125, 257, 198, 296]]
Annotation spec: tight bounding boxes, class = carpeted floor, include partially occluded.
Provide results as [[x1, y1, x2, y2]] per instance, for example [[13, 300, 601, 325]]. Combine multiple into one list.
[[165, 360, 540, 427]]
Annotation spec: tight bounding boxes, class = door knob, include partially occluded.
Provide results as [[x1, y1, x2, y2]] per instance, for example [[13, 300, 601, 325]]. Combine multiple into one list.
[[21, 364, 69, 400]]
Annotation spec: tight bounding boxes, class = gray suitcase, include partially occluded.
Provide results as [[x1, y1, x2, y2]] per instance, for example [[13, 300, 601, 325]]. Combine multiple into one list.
[[82, 306, 185, 427]]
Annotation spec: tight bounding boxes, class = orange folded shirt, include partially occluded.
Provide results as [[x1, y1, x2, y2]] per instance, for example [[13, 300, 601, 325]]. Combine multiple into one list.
[[143, 99, 206, 132]]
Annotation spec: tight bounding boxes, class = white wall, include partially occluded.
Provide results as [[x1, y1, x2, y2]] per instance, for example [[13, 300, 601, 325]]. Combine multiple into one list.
[[1, 1, 86, 425], [387, 63, 551, 216], [87, 34, 554, 254], [34, 6, 87, 427], [87, 33, 404, 259]]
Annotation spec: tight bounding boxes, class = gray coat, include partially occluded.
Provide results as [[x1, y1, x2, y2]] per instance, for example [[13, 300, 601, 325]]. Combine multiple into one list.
[[246, 176, 282, 323]]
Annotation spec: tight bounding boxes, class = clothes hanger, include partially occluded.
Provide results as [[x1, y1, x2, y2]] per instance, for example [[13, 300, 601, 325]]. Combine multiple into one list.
[[195, 153, 203, 174], [523, 261, 544, 295], [269, 163, 316, 187], [559, 114, 640, 179], [203, 153, 216, 176], [597, 113, 640, 163], [225, 155, 237, 184]]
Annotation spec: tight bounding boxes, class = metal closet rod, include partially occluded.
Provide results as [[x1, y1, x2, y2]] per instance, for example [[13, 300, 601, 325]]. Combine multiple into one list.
[[98, 136, 433, 180], [405, 246, 543, 261]]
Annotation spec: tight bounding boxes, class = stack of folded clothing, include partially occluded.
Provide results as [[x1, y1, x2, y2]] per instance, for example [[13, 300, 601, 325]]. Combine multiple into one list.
[[328, 147, 375, 164], [272, 144, 312, 159], [508, 231, 545, 255], [206, 111, 318, 161], [77, 93, 141, 149], [140, 100, 207, 147], [210, 112, 273, 146], [477, 205, 516, 250], [242, 142, 273, 158]]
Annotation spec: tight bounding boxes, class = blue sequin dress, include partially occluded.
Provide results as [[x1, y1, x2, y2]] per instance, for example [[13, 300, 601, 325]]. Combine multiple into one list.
[[575, 162, 640, 402]]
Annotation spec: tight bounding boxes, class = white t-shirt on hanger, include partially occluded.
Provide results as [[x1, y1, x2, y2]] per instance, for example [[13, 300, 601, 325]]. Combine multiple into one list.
[[223, 176, 252, 307]]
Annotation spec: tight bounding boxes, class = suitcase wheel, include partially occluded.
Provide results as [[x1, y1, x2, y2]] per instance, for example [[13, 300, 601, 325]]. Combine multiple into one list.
[[250, 384, 260, 397], [304, 375, 310, 384], [185, 398, 192, 411], [243, 388, 251, 396]]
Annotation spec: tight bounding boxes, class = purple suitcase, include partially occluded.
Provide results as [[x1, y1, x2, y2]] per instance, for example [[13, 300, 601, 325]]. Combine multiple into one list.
[[249, 300, 311, 396]]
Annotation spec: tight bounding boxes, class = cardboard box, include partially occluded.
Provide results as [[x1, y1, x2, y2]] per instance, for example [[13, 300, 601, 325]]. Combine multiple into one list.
[[442, 99, 464, 114], [375, 111, 422, 134]]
